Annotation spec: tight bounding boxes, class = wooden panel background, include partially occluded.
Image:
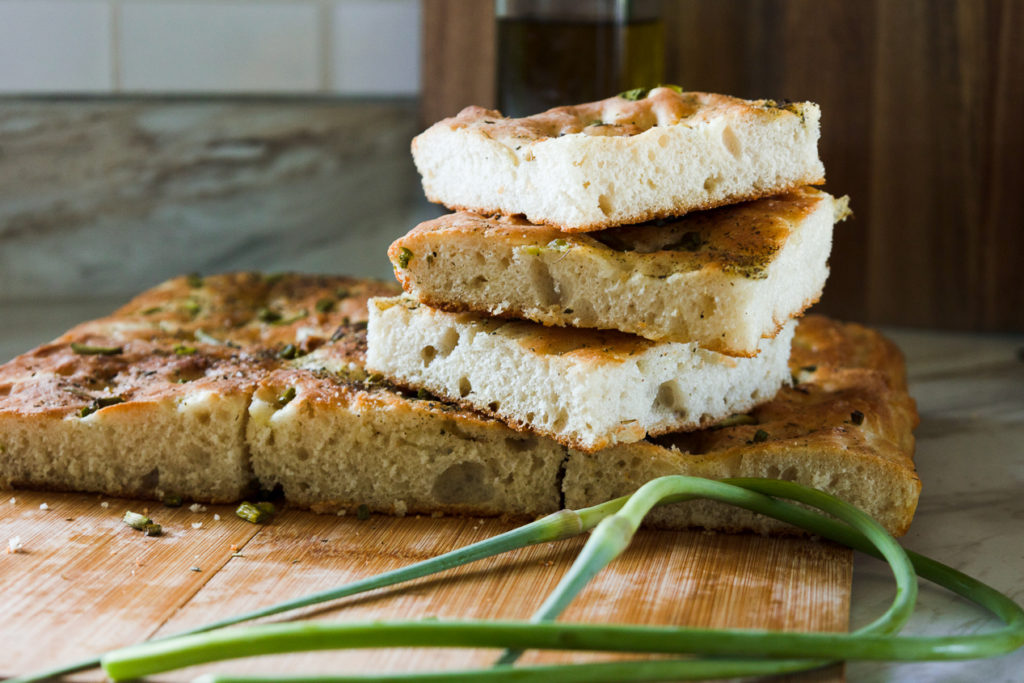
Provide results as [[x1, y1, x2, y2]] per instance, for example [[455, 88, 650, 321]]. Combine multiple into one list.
[[421, 0, 1024, 332]]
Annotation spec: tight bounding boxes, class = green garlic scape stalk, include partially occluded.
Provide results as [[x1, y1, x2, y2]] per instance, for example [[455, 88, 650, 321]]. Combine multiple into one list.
[[8, 477, 1024, 683]]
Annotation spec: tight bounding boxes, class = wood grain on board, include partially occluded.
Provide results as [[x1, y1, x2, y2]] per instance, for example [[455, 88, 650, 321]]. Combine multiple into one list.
[[1, 491, 850, 681], [421, 0, 1024, 332]]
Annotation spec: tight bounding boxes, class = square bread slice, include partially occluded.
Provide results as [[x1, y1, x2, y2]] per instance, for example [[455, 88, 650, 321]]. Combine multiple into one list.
[[412, 86, 825, 231], [365, 296, 795, 453], [0, 333, 274, 502], [0, 273, 566, 517], [564, 316, 921, 536], [390, 187, 847, 355], [247, 362, 565, 518]]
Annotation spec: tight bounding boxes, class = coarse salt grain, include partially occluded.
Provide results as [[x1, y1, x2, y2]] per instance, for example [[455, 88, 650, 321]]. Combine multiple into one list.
[[100, 501, 109, 508], [39, 503, 49, 511], [7, 536, 23, 553], [189, 504, 207, 513], [213, 514, 220, 521], [8, 497, 15, 505], [191, 522, 203, 529]]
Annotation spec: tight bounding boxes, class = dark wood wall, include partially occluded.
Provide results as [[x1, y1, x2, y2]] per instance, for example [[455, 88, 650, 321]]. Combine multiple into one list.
[[422, 0, 1024, 332]]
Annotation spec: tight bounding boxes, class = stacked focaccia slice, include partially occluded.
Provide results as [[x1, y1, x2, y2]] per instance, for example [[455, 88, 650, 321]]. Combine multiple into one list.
[[364, 86, 920, 533], [373, 87, 845, 452], [0, 274, 920, 535]]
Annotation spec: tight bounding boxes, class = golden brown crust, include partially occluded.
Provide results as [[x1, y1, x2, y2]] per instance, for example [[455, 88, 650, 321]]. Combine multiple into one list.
[[71, 272, 399, 353], [394, 187, 829, 282], [0, 335, 273, 420], [433, 88, 811, 143], [427, 178, 825, 234]]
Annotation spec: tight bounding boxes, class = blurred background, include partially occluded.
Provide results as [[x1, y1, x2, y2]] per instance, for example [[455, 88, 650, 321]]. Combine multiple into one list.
[[0, 0, 1021, 335]]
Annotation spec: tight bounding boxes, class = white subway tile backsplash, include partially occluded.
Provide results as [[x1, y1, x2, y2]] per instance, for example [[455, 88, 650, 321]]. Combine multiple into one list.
[[0, 0, 113, 92], [331, 0, 420, 95], [119, 1, 321, 93]]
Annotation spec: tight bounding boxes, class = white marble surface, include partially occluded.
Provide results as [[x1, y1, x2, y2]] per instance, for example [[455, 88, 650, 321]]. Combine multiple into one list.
[[848, 328, 1024, 682], [3, 310, 1021, 680], [0, 99, 441, 302]]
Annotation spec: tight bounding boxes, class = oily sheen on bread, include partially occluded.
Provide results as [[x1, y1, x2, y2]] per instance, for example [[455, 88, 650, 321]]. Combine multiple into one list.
[[412, 87, 825, 231], [390, 187, 847, 355], [365, 295, 795, 452], [0, 275, 919, 535]]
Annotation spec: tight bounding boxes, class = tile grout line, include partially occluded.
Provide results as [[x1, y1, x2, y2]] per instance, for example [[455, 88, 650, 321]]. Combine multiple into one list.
[[319, 0, 333, 93], [110, 0, 122, 91]]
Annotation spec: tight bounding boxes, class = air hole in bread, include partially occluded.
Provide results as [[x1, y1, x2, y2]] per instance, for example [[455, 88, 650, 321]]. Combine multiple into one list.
[[647, 150, 656, 162], [780, 466, 797, 481], [505, 436, 537, 453], [432, 461, 493, 505], [526, 411, 536, 422], [421, 345, 437, 366], [647, 179, 657, 189], [195, 410, 211, 425], [140, 466, 160, 492], [657, 134, 669, 148], [438, 327, 460, 356], [487, 401, 500, 411], [703, 175, 723, 193], [296, 447, 310, 462], [598, 193, 614, 217], [722, 125, 742, 158], [551, 409, 569, 432], [654, 380, 681, 412], [765, 465, 780, 478], [529, 260, 560, 307], [458, 376, 472, 397], [0, 383, 10, 397], [441, 418, 473, 441], [470, 275, 488, 288]]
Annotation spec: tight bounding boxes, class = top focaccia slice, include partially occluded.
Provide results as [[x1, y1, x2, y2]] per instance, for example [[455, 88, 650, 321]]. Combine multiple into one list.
[[390, 187, 847, 356], [412, 86, 825, 231]]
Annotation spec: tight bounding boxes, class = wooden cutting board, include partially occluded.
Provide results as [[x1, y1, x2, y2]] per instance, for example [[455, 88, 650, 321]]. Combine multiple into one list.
[[0, 490, 850, 681]]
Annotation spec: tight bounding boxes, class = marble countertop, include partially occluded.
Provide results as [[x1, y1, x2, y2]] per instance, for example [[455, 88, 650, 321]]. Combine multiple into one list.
[[2, 308, 1022, 681]]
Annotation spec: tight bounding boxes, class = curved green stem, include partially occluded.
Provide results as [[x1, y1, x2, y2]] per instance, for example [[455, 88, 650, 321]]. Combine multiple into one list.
[[496, 476, 915, 667], [191, 657, 818, 683], [101, 480, 1024, 681]]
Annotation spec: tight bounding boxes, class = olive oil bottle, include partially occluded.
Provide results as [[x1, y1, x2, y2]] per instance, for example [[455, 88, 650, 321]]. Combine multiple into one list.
[[497, 0, 663, 117]]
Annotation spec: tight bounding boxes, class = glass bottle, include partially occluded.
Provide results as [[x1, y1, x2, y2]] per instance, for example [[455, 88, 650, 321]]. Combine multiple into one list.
[[496, 0, 664, 117]]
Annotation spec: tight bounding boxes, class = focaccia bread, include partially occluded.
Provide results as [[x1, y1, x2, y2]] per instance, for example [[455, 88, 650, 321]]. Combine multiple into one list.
[[0, 275, 920, 535], [365, 295, 795, 452], [249, 341, 565, 518], [565, 316, 921, 536], [0, 333, 273, 502], [0, 273, 565, 516], [390, 187, 847, 355], [412, 86, 825, 231]]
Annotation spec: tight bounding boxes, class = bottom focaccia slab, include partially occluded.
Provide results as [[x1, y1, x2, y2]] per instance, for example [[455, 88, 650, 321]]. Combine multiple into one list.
[[0, 274, 919, 535], [564, 316, 921, 536], [248, 364, 565, 518]]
